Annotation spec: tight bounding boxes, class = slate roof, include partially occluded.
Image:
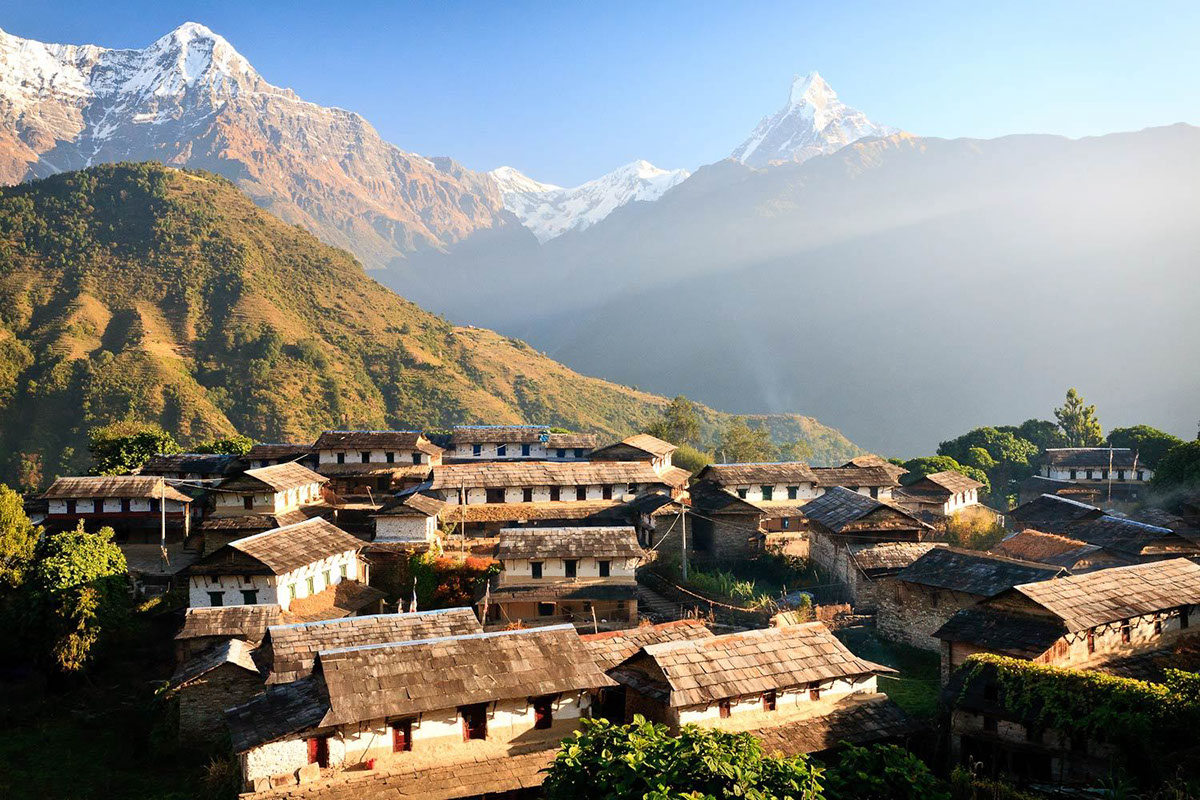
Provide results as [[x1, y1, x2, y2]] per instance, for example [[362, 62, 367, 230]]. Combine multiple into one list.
[[198, 509, 314, 533], [314, 430, 443, 455], [170, 638, 261, 687], [374, 492, 446, 518], [1064, 515, 1197, 557], [449, 426, 598, 449], [484, 580, 639, 603], [590, 433, 677, 459], [843, 455, 909, 481], [613, 623, 893, 707], [227, 674, 329, 753], [316, 625, 615, 725], [912, 470, 984, 494], [1043, 448, 1140, 468], [696, 462, 818, 486], [285, 580, 386, 623], [751, 695, 922, 756], [140, 453, 241, 476], [497, 526, 645, 561], [581, 620, 714, 671], [895, 547, 1066, 597], [1008, 494, 1105, 527], [848, 541, 947, 575], [430, 461, 683, 490], [218, 462, 327, 493], [812, 466, 901, 488], [990, 529, 1106, 568], [318, 464, 433, 480], [194, 518, 364, 576], [800, 487, 929, 534], [687, 481, 769, 515], [264, 608, 483, 684], [244, 443, 315, 461], [442, 500, 622, 524], [42, 476, 192, 503], [176, 605, 286, 643], [1010, 558, 1200, 631], [933, 606, 1067, 658]]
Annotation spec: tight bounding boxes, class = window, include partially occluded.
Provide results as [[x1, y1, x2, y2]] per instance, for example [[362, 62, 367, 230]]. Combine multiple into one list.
[[628, 483, 638, 494], [149, 498, 161, 512], [462, 704, 488, 741], [1086, 470, 1094, 480], [557, 448, 567, 458], [1117, 470, 1125, 481], [1121, 620, 1132, 643], [412, 453, 421, 464], [870, 486, 879, 499], [782, 518, 791, 530], [307, 736, 329, 767], [761, 485, 774, 501], [361, 451, 370, 463], [1087, 630, 1095, 654], [533, 696, 554, 729], [787, 486, 798, 500], [531, 562, 543, 579], [342, 562, 351, 579], [472, 444, 482, 457], [564, 559, 578, 579], [307, 576, 316, 595], [808, 684, 821, 702], [550, 486, 561, 502], [392, 719, 413, 752], [718, 700, 731, 719], [1069, 469, 1077, 479], [537, 602, 555, 617], [574, 448, 584, 458], [598, 560, 611, 578], [1154, 618, 1162, 635], [242, 495, 254, 510], [602, 485, 613, 500], [1137, 470, 1145, 481], [497, 444, 507, 457], [241, 589, 258, 604], [762, 691, 776, 712], [385, 451, 395, 463], [521, 444, 531, 457], [121, 498, 131, 513], [486, 488, 505, 503], [336, 452, 346, 464], [737, 488, 748, 499], [208, 591, 224, 606], [1101, 470, 1109, 480], [576, 486, 587, 501], [523, 488, 534, 503], [1182, 605, 1191, 630], [289, 584, 297, 600]]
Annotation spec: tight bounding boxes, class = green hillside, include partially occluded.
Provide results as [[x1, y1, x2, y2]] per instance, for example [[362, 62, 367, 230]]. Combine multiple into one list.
[[0, 163, 861, 486]]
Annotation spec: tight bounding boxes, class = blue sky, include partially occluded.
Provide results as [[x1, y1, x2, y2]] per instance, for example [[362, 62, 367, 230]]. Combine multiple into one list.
[[4, 0, 1199, 186]]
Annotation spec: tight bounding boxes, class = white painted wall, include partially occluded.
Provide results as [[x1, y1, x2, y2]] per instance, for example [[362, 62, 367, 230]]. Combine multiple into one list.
[[674, 675, 876, 728], [1043, 466, 1152, 482], [451, 442, 591, 460], [212, 482, 323, 517], [443, 483, 652, 505], [47, 497, 186, 515], [502, 556, 639, 581], [318, 448, 435, 466], [375, 516, 438, 544], [188, 574, 278, 609], [188, 550, 363, 610]]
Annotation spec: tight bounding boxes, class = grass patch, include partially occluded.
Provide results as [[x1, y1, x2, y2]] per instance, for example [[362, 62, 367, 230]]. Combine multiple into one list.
[[835, 624, 941, 720]]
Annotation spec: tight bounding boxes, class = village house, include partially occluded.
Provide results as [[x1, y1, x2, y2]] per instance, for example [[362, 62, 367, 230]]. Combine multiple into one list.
[[1016, 475, 1102, 506], [169, 638, 265, 744], [1038, 447, 1152, 502], [683, 481, 769, 563], [243, 443, 319, 470], [877, 547, 1066, 653], [1006, 493, 1104, 531], [479, 526, 646, 629], [989, 529, 1123, 572], [445, 425, 598, 461], [800, 486, 933, 574], [830, 541, 947, 611], [1007, 495, 1199, 564], [40, 475, 194, 541], [892, 470, 985, 518], [695, 462, 822, 504], [140, 452, 243, 482], [607, 623, 918, 757], [186, 518, 380, 616], [225, 624, 615, 795], [313, 430, 444, 496], [370, 492, 446, 545], [175, 604, 284, 663], [589, 433, 679, 475], [209, 462, 329, 518]]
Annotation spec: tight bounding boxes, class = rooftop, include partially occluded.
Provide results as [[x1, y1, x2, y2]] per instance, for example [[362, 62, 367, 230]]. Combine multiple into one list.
[[581, 620, 714, 671], [42, 475, 193, 503], [800, 486, 928, 534], [430, 460, 687, 490], [314, 430, 443, 456], [218, 462, 327, 493], [497, 526, 646, 561], [590, 433, 677, 459], [194, 517, 364, 575], [895, 547, 1066, 597]]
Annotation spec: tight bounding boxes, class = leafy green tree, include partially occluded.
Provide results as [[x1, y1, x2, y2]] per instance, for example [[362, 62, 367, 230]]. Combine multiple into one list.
[[672, 443, 713, 475], [0, 484, 40, 589], [193, 434, 255, 455], [824, 742, 949, 800], [937, 427, 1038, 497], [29, 524, 129, 673], [1151, 441, 1200, 494], [900, 456, 991, 495], [1106, 425, 1184, 469], [87, 421, 179, 475], [998, 419, 1069, 451], [645, 395, 702, 447], [715, 418, 775, 463], [544, 716, 824, 800], [1055, 388, 1103, 447]]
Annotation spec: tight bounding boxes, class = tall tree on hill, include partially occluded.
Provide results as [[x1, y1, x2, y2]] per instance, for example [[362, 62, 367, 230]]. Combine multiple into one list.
[[715, 418, 775, 463], [1054, 388, 1104, 447], [997, 419, 1069, 452], [1106, 425, 1184, 469], [645, 395, 702, 447], [87, 422, 179, 475]]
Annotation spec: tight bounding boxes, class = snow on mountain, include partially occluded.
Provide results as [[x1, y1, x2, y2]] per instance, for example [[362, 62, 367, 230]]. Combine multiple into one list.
[[491, 159, 690, 243], [731, 71, 899, 167]]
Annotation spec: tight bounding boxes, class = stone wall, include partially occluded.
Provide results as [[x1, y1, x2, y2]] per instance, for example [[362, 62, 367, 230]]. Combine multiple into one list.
[[877, 580, 983, 652], [178, 664, 265, 744]]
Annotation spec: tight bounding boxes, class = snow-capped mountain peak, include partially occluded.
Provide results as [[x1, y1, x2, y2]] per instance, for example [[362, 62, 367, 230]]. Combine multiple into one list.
[[491, 160, 690, 243], [732, 71, 899, 168]]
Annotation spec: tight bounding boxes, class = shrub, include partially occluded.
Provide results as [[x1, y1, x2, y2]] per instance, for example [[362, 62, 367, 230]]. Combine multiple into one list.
[[824, 742, 948, 800]]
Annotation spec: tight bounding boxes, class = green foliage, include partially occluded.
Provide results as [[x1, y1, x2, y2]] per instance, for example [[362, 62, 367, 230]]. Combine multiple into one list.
[[937, 427, 1038, 497], [0, 483, 40, 588], [1055, 387, 1104, 447], [405, 552, 498, 610], [192, 433, 255, 455], [87, 421, 179, 475], [716, 418, 775, 463], [1151, 441, 1200, 493], [543, 715, 824, 800], [943, 507, 1007, 551], [900, 456, 991, 495], [996, 419, 1068, 452], [1108, 425, 1184, 469], [824, 742, 949, 800], [645, 395, 702, 447], [672, 443, 713, 475], [948, 766, 1043, 800]]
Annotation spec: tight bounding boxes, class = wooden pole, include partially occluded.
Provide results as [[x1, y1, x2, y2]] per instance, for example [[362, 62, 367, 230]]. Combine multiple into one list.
[[680, 505, 688, 581]]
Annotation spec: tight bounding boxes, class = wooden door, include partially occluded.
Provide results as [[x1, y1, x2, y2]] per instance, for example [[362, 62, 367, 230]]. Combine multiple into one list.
[[307, 736, 328, 767]]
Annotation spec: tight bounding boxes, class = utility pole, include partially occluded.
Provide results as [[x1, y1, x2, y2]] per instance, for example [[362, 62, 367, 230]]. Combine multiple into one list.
[[680, 505, 688, 581], [160, 479, 168, 573]]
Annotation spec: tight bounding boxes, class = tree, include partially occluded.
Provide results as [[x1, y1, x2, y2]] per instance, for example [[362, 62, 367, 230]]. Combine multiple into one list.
[[543, 716, 824, 800], [900, 456, 991, 496], [87, 421, 179, 475], [1054, 388, 1103, 447], [937, 427, 1038, 497], [1106, 425, 1184, 469], [0, 484, 40, 589], [1151, 441, 1200, 494], [193, 434, 255, 455], [999, 419, 1069, 452], [715, 418, 775, 464], [672, 443, 713, 475], [824, 742, 949, 800], [645, 396, 701, 447]]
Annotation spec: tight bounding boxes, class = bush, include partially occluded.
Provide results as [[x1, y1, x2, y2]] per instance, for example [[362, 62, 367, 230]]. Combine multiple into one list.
[[824, 742, 949, 800]]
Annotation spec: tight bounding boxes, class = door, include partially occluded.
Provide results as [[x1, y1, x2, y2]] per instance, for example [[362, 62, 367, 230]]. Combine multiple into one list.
[[307, 736, 329, 767], [392, 720, 412, 752], [462, 703, 488, 741]]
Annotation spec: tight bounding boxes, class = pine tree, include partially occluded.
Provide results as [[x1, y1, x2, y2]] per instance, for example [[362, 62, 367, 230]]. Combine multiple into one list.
[[1054, 388, 1103, 447]]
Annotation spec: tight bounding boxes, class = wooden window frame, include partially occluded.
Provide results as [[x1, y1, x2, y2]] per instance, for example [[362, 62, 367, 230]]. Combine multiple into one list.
[[461, 703, 488, 741], [241, 589, 258, 605], [307, 735, 329, 767], [718, 699, 731, 719], [533, 696, 554, 730], [1121, 620, 1132, 644]]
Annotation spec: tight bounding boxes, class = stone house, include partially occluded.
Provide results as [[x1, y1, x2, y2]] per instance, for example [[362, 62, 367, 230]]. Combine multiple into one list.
[[877, 547, 1065, 652], [1057, 515, 1200, 563], [40, 475, 194, 541], [446, 425, 598, 461], [589, 433, 679, 476], [800, 486, 933, 574], [682, 481, 767, 564], [243, 443, 318, 470], [439, 491, 683, 542], [695, 462, 823, 505], [175, 604, 285, 664], [186, 518, 376, 613], [934, 558, 1200, 682], [313, 430, 444, 496], [989, 529, 1124, 572], [169, 638, 264, 744], [140, 453, 242, 482], [893, 470, 984, 518], [480, 527, 646, 628], [225, 624, 615, 794], [1038, 447, 1152, 503], [209, 463, 329, 518], [607, 623, 918, 756], [833, 541, 947, 611], [370, 492, 446, 545]]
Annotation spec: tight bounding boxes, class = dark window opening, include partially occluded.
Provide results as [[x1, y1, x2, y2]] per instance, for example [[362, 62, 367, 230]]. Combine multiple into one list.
[[602, 485, 613, 500], [565, 559, 578, 579], [497, 444, 507, 457], [385, 452, 395, 463], [523, 488, 534, 503], [782, 518, 790, 529], [787, 486, 798, 500], [531, 562, 543, 579], [392, 719, 413, 752], [208, 591, 224, 606], [557, 449, 567, 458], [983, 716, 997, 734], [472, 444, 482, 457], [121, 499, 131, 513], [1154, 618, 1162, 635], [461, 704, 488, 741], [1117, 470, 1125, 481], [550, 486, 561, 501], [1087, 631, 1095, 654], [763, 691, 776, 712], [1182, 605, 1191, 629], [537, 602, 555, 617], [870, 486, 879, 499], [1086, 470, 1094, 480], [243, 495, 254, 510], [412, 453, 421, 464], [533, 696, 554, 729], [574, 448, 584, 458], [360, 451, 370, 463], [628, 483, 638, 493], [521, 444, 531, 457], [150, 499, 161, 512], [576, 486, 587, 501], [599, 560, 610, 578], [1137, 470, 1145, 481], [307, 736, 329, 767], [809, 684, 821, 702], [241, 589, 258, 604], [737, 488, 748, 499], [1069, 469, 1077, 479], [486, 488, 505, 504], [761, 485, 774, 501], [65, 500, 76, 515], [1121, 620, 1132, 643], [336, 452, 346, 464], [718, 700, 731, 718]]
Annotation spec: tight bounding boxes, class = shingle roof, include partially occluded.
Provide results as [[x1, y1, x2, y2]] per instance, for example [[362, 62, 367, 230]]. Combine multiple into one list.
[[581, 620, 714, 671], [1043, 448, 1140, 468], [812, 466, 901, 488], [751, 695, 922, 756], [895, 547, 1066, 597], [374, 492, 446, 518], [847, 541, 947, 575], [497, 526, 645, 561], [170, 638, 261, 687], [1064, 515, 1196, 557], [933, 606, 1067, 657], [176, 605, 286, 642], [244, 443, 314, 461], [590, 433, 677, 460], [843, 456, 909, 481], [430, 461, 680, 490], [1008, 494, 1105, 527], [614, 623, 893, 707], [800, 487, 928, 534], [264, 608, 483, 684], [913, 470, 984, 494], [316, 625, 615, 725], [990, 529, 1106, 567], [141, 453, 241, 476], [218, 462, 328, 493], [314, 430, 443, 456], [449, 426, 598, 449], [1011, 558, 1200, 631], [285, 580, 386, 623], [197, 509, 315, 533], [41, 475, 192, 503], [195, 518, 364, 575], [227, 674, 329, 753], [696, 462, 818, 486]]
